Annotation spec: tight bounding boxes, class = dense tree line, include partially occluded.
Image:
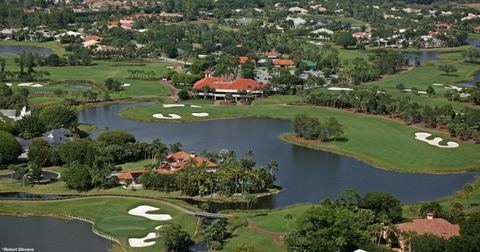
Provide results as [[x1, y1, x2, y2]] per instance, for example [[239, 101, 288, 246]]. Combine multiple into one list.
[[304, 88, 480, 141]]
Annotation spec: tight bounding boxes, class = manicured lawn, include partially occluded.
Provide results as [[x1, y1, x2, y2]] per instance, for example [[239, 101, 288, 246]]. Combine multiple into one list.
[[222, 226, 285, 252], [468, 33, 480, 40], [337, 48, 369, 62], [120, 101, 480, 173], [0, 40, 66, 55], [0, 197, 197, 252]]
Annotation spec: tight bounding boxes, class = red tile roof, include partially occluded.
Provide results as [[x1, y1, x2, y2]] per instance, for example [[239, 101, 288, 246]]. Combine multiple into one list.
[[239, 56, 256, 64], [395, 218, 460, 240], [193, 78, 265, 91], [204, 69, 213, 74], [267, 52, 280, 57], [117, 169, 148, 180], [84, 35, 102, 42], [165, 151, 218, 168], [121, 23, 134, 28], [272, 59, 295, 66], [108, 21, 119, 26]]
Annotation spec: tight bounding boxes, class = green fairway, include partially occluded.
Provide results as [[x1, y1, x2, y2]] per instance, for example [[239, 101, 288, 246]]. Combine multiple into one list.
[[222, 226, 285, 252], [1, 57, 171, 105], [0, 197, 197, 252], [120, 101, 480, 173]]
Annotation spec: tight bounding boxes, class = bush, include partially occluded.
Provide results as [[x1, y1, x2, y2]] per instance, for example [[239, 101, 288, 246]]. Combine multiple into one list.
[[97, 130, 136, 146], [0, 130, 21, 164]]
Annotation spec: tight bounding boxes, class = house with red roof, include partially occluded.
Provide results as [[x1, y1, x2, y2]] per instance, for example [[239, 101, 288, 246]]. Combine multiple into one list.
[[193, 72, 267, 100], [82, 35, 102, 47], [394, 213, 460, 250], [239, 56, 256, 65], [159, 151, 219, 173], [116, 169, 148, 187], [272, 59, 295, 68], [266, 51, 281, 59]]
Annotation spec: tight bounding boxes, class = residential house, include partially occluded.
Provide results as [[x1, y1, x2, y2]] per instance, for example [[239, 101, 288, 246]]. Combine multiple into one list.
[[266, 51, 281, 59], [117, 170, 148, 187], [0, 28, 13, 40], [54, 31, 83, 41], [272, 59, 295, 68], [41, 128, 72, 145], [159, 151, 219, 173], [286, 17, 306, 27], [82, 35, 102, 47], [352, 31, 372, 43], [239, 56, 256, 65], [0, 107, 31, 121], [395, 213, 459, 251], [288, 7, 308, 15]]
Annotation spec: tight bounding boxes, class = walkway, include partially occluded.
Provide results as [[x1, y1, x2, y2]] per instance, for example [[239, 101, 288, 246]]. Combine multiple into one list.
[[247, 219, 285, 245], [158, 56, 192, 66], [159, 80, 180, 100]]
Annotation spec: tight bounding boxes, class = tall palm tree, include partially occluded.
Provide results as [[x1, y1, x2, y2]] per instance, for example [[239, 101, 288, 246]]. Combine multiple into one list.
[[464, 184, 473, 208]]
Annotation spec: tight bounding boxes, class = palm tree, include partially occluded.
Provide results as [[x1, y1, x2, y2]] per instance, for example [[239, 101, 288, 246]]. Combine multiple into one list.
[[464, 184, 473, 208], [401, 231, 416, 252], [245, 194, 257, 210]]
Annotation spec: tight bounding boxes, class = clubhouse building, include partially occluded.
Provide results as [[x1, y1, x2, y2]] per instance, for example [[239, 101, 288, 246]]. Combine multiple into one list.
[[193, 71, 267, 101]]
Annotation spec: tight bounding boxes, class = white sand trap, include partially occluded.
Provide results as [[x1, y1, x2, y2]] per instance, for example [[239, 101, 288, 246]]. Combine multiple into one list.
[[152, 114, 181, 119], [328, 87, 353, 91], [433, 83, 443, 86], [155, 225, 165, 230], [402, 89, 427, 94], [128, 232, 158, 247], [414, 132, 459, 148], [128, 205, 173, 221], [31, 84, 44, 87], [18, 82, 33, 87], [190, 105, 202, 108], [5, 83, 12, 86], [163, 104, 185, 108], [122, 83, 131, 87], [192, 112, 209, 117], [445, 86, 463, 92]]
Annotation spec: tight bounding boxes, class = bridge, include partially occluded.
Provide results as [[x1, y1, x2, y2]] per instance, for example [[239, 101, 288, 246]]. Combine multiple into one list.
[[194, 212, 233, 219]]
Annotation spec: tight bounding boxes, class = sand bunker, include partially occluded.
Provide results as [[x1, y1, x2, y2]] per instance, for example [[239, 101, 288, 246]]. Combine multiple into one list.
[[445, 86, 462, 92], [152, 114, 181, 119], [190, 105, 202, 108], [18, 83, 33, 87], [128, 205, 172, 221], [414, 132, 459, 148], [328, 87, 353, 91], [192, 113, 209, 117], [122, 83, 131, 87], [155, 225, 165, 230], [402, 89, 427, 94], [128, 232, 158, 247], [163, 104, 185, 108], [31, 84, 44, 87], [5, 83, 12, 86], [432, 83, 443, 86]]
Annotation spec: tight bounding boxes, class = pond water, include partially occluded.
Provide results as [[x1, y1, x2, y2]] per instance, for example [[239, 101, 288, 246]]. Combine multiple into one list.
[[401, 51, 440, 66], [0, 192, 63, 199], [458, 72, 480, 87], [69, 83, 92, 90], [78, 103, 479, 209], [0, 171, 59, 180], [0, 45, 54, 56], [0, 216, 112, 252], [466, 39, 480, 47]]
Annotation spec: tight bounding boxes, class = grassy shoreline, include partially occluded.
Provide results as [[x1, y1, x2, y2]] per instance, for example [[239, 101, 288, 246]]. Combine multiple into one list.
[[280, 133, 478, 174], [118, 101, 480, 174]]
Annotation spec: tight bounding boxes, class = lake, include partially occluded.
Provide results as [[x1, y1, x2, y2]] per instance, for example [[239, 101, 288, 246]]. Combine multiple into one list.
[[0, 216, 112, 252], [0, 45, 54, 56], [78, 102, 478, 209]]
